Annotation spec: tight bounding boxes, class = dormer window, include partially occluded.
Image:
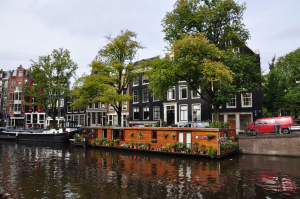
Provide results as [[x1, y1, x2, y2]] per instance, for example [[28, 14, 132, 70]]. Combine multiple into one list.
[[18, 70, 23, 77]]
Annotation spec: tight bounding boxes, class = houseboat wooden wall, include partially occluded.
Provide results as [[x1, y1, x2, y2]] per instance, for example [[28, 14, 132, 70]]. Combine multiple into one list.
[[82, 127, 236, 156]]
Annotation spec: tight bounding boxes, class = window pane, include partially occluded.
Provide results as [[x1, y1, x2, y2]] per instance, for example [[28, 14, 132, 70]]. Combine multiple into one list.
[[180, 105, 187, 121]]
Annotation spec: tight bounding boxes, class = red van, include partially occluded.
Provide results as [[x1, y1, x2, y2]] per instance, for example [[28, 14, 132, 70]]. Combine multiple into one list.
[[246, 116, 294, 135]]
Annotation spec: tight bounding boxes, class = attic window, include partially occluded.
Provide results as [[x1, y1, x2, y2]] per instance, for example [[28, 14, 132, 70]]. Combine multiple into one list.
[[18, 70, 23, 77]]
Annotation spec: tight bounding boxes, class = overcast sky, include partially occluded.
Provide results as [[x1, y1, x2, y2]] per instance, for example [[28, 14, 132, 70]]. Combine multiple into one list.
[[1, 0, 299, 81]]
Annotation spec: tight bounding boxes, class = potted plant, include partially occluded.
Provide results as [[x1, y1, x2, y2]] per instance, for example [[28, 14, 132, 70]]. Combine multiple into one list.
[[151, 139, 157, 143], [170, 144, 176, 152], [134, 142, 139, 149], [129, 132, 133, 137], [121, 143, 129, 148], [186, 147, 192, 154], [144, 142, 150, 150], [206, 133, 216, 140], [138, 132, 142, 139], [129, 142, 134, 148], [114, 139, 119, 145], [171, 133, 176, 139], [137, 142, 142, 149], [109, 140, 114, 147], [163, 133, 168, 139], [207, 145, 217, 158], [199, 144, 206, 155]]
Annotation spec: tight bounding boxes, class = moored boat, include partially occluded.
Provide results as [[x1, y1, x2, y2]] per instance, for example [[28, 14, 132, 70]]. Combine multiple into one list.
[[81, 125, 238, 158], [0, 128, 70, 143]]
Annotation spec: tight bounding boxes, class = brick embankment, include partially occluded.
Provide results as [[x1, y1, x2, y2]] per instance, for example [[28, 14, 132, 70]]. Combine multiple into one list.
[[237, 133, 300, 157]]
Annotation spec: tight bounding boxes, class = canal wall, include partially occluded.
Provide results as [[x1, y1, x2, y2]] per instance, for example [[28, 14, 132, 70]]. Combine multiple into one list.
[[238, 134, 300, 156]]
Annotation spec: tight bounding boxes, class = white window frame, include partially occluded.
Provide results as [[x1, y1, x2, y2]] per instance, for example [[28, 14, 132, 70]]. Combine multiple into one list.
[[153, 106, 160, 120], [179, 86, 188, 100], [142, 75, 149, 84], [94, 102, 99, 109], [179, 104, 188, 122], [133, 78, 139, 86], [67, 105, 72, 113], [80, 115, 85, 125], [227, 95, 237, 108], [153, 94, 160, 101], [88, 103, 93, 109], [133, 107, 139, 120], [133, 90, 139, 104], [123, 101, 127, 110], [167, 87, 175, 100], [142, 89, 149, 103], [109, 104, 114, 111], [192, 88, 201, 99], [242, 93, 252, 107], [143, 107, 149, 120], [192, 104, 201, 122], [18, 70, 23, 77]]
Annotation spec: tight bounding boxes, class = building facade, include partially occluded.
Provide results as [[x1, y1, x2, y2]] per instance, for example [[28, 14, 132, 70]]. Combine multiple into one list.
[[129, 46, 262, 133], [0, 70, 12, 127]]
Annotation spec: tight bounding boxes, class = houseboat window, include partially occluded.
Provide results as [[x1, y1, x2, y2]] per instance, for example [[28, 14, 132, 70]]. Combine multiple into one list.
[[102, 129, 107, 138], [120, 130, 124, 141], [224, 132, 227, 138], [113, 130, 119, 140], [152, 131, 157, 139]]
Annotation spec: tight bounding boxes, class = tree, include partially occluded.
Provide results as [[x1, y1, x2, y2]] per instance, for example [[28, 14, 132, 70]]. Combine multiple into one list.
[[72, 30, 145, 126], [162, 0, 250, 49], [275, 48, 300, 116], [144, 33, 234, 121], [24, 48, 78, 127], [150, 0, 261, 121], [262, 55, 287, 116]]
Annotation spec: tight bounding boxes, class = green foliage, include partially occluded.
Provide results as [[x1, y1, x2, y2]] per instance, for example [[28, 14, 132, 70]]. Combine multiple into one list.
[[138, 132, 142, 139], [263, 49, 300, 117], [71, 30, 144, 125], [157, 0, 261, 122], [206, 133, 216, 139], [154, 120, 166, 127], [151, 139, 157, 143], [162, 0, 249, 48], [171, 133, 176, 139], [199, 144, 206, 152], [163, 133, 168, 139], [207, 146, 217, 158], [23, 48, 78, 125]]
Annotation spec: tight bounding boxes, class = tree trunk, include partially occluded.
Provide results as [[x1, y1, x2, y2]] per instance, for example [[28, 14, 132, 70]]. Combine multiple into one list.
[[117, 107, 122, 126], [213, 107, 220, 122]]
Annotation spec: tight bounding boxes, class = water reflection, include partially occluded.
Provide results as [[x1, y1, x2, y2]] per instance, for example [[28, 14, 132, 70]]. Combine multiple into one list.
[[0, 140, 299, 198]]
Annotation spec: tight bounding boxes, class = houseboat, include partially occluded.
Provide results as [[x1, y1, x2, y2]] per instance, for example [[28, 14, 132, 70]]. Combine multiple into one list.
[[80, 126, 238, 158], [0, 122, 77, 143]]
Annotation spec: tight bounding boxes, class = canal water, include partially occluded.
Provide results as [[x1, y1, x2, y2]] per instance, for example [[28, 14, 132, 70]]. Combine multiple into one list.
[[0, 140, 299, 199]]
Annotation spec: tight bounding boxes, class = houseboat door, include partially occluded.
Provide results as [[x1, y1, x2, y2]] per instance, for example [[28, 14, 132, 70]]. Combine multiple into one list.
[[179, 132, 184, 143], [186, 132, 191, 148], [166, 106, 175, 125]]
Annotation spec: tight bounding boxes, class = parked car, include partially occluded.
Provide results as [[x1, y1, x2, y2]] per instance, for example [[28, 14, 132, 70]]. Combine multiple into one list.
[[4, 126, 15, 130], [180, 121, 210, 128], [246, 116, 294, 135]]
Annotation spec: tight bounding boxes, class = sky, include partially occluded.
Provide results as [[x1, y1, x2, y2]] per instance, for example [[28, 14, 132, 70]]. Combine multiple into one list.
[[1, 0, 299, 83]]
